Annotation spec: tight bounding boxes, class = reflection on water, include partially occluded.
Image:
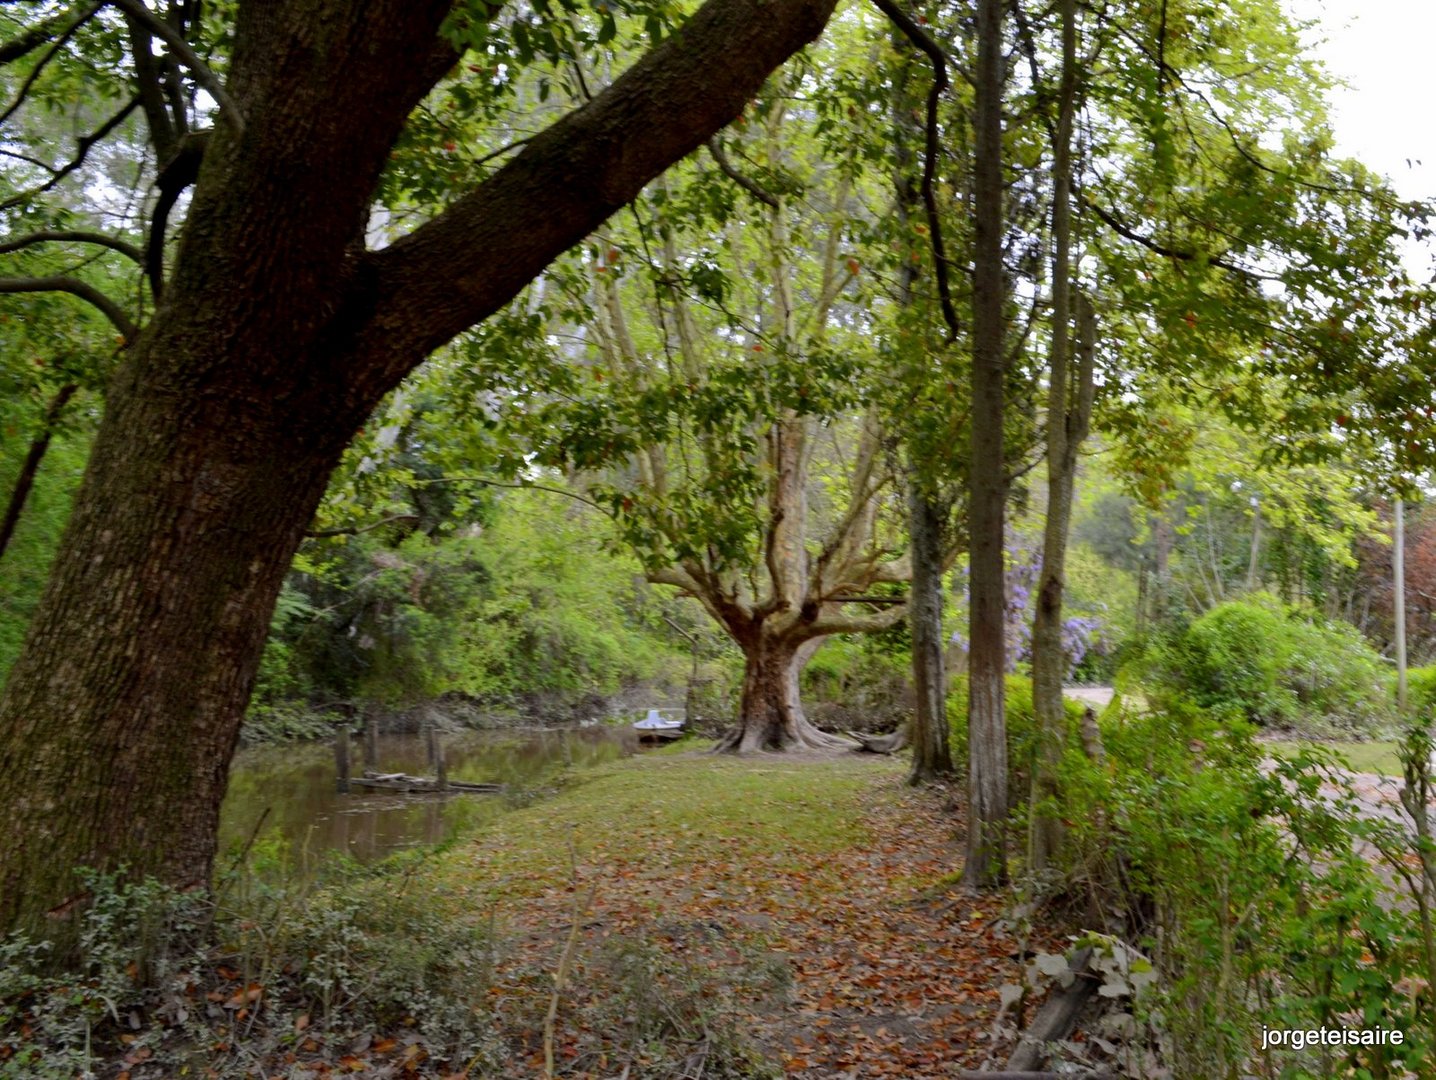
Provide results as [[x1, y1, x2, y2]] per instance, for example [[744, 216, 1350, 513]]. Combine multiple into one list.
[[218, 727, 637, 878]]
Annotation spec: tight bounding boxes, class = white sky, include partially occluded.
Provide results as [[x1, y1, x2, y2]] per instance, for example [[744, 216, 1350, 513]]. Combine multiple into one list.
[[1286, 0, 1436, 203]]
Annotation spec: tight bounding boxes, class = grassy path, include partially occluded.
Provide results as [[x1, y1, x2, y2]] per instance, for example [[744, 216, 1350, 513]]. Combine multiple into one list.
[[428, 746, 1017, 1078]]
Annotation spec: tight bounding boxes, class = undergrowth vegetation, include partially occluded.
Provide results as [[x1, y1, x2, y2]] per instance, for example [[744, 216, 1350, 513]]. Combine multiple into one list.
[[1035, 693, 1435, 1079], [1123, 593, 1395, 734]]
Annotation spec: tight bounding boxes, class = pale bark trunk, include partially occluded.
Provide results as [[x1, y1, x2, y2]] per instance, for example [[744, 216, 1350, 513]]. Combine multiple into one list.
[[964, 0, 1009, 889], [718, 634, 839, 752], [1246, 498, 1262, 591]]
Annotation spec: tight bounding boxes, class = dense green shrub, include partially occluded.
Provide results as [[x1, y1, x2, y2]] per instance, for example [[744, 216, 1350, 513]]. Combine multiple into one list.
[[1145, 594, 1392, 732], [1408, 663, 1436, 719], [1055, 700, 1432, 1078], [802, 633, 912, 732]]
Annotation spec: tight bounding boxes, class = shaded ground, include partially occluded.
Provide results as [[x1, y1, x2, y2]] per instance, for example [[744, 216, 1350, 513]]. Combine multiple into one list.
[[447, 750, 1025, 1077]]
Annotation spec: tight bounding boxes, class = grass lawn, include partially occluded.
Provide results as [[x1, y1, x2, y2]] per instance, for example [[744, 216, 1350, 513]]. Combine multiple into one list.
[[1266, 738, 1403, 776], [393, 745, 1015, 1077]]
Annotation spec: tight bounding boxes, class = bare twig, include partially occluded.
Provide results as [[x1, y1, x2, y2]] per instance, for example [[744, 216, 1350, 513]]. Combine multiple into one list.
[[109, 0, 245, 135], [0, 3, 103, 127], [305, 513, 420, 538], [1084, 197, 1270, 282], [543, 881, 596, 1078], [1, 97, 142, 210]]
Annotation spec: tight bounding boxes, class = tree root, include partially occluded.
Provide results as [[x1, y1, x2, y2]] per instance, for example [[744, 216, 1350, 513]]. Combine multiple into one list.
[[848, 726, 909, 754]]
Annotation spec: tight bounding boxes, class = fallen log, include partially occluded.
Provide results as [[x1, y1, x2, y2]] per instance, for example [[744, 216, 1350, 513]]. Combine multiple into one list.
[[349, 771, 503, 794], [1005, 946, 1098, 1073]]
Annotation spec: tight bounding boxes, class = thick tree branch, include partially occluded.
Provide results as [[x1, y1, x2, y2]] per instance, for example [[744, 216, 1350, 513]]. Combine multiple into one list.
[[147, 129, 210, 298], [358, 0, 839, 385], [0, 276, 138, 339], [110, 0, 244, 135], [801, 601, 909, 638], [0, 229, 143, 263]]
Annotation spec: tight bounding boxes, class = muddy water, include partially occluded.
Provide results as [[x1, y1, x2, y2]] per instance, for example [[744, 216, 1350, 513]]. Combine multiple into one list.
[[217, 727, 638, 878]]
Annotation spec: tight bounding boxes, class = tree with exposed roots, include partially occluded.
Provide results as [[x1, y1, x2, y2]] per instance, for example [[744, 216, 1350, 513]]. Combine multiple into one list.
[[0, 0, 838, 943], [457, 72, 913, 752]]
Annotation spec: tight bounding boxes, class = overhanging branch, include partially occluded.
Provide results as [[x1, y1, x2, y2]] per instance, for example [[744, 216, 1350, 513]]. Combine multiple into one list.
[[0, 276, 139, 340], [0, 229, 143, 263], [358, 0, 839, 383], [871, 0, 960, 338]]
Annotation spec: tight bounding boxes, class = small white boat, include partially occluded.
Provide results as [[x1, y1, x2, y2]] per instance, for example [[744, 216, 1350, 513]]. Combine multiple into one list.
[[633, 708, 686, 742]]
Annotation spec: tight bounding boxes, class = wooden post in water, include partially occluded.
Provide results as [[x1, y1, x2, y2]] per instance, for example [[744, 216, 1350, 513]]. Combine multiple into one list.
[[435, 731, 448, 792], [334, 726, 351, 793], [364, 710, 379, 769]]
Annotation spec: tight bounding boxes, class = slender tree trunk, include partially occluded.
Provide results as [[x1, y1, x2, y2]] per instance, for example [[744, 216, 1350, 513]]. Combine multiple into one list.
[[908, 478, 954, 782], [963, 0, 1009, 889], [1152, 510, 1173, 622], [1246, 497, 1262, 591], [718, 633, 836, 751], [1030, 296, 1095, 870], [0, 382, 78, 562], [1027, 0, 1079, 872], [890, 49, 953, 784]]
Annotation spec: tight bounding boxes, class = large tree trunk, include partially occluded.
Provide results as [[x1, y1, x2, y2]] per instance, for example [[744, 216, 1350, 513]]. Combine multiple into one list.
[[719, 634, 840, 752], [963, 0, 1009, 890], [0, 357, 349, 940], [0, 0, 838, 943]]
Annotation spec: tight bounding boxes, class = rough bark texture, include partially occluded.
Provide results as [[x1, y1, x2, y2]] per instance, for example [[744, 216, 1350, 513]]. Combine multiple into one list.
[[1029, 298, 1094, 866], [718, 635, 837, 752], [963, 0, 1009, 890], [1028, 0, 1079, 873], [0, 0, 839, 941]]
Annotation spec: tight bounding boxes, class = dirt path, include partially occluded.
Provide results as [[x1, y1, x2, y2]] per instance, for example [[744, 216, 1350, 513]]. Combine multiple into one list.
[[475, 756, 1023, 1078]]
